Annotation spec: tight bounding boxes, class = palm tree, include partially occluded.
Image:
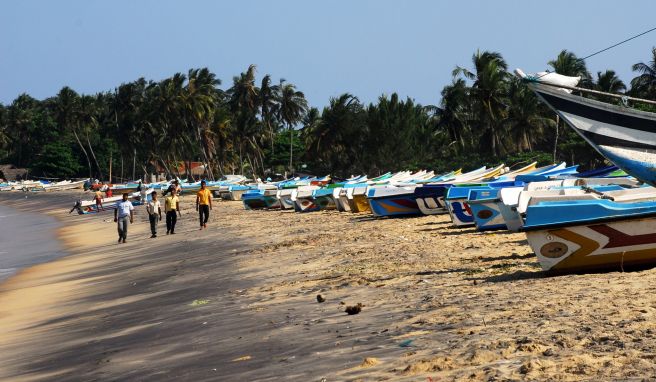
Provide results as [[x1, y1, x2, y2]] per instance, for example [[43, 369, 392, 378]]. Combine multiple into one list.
[[436, 78, 472, 150], [277, 83, 308, 173], [52, 87, 93, 178], [186, 68, 220, 180], [0, 104, 8, 150], [548, 50, 592, 87], [228, 65, 260, 175], [78, 94, 104, 179], [453, 50, 509, 156], [503, 77, 556, 152], [630, 47, 656, 98], [259, 74, 279, 164], [304, 94, 364, 174], [596, 70, 626, 93]]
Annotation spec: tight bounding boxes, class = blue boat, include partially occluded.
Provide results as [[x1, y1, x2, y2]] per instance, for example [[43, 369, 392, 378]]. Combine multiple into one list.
[[445, 181, 520, 227], [521, 188, 656, 272], [241, 187, 281, 210]]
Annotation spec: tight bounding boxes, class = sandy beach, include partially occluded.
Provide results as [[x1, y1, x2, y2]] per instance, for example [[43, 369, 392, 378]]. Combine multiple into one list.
[[1, 192, 656, 381]]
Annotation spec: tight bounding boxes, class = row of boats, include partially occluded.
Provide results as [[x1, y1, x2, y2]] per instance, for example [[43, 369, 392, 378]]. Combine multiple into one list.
[[0, 179, 86, 192], [14, 67, 656, 276], [232, 162, 656, 273]]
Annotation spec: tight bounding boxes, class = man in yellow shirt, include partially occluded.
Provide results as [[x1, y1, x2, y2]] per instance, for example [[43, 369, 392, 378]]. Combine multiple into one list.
[[165, 190, 181, 234], [196, 180, 212, 230]]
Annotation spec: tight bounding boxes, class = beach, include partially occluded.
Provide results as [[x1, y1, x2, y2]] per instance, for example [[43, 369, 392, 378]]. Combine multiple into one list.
[[1, 192, 656, 381]]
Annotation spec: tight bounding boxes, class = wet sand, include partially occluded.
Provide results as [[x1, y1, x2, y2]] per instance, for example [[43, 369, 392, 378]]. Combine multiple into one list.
[[0, 203, 66, 282], [1, 192, 656, 381]]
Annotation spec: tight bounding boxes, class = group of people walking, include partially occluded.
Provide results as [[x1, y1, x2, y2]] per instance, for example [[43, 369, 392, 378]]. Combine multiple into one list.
[[114, 180, 213, 243]]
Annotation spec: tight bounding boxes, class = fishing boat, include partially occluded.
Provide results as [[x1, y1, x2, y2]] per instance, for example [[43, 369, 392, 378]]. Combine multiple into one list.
[[75, 188, 154, 214], [414, 166, 490, 215], [292, 186, 323, 212], [522, 187, 656, 272], [241, 185, 281, 210], [516, 68, 656, 186], [471, 174, 639, 232], [502, 182, 647, 232]]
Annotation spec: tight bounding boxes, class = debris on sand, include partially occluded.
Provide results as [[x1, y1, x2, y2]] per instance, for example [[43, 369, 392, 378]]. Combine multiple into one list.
[[359, 357, 380, 368], [345, 303, 363, 315], [316, 294, 326, 303]]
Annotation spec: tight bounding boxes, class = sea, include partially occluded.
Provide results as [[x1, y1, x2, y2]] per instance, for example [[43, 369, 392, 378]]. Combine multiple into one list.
[[0, 203, 66, 283]]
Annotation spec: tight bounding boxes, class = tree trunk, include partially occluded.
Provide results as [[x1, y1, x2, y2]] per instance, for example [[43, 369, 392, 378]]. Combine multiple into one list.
[[86, 132, 104, 180], [238, 143, 244, 175], [553, 115, 560, 163], [73, 129, 93, 179], [120, 154, 124, 183], [132, 147, 136, 181], [289, 125, 293, 174]]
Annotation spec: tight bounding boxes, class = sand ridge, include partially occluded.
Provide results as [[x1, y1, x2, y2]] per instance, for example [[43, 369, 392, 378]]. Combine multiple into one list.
[[0, 192, 655, 381]]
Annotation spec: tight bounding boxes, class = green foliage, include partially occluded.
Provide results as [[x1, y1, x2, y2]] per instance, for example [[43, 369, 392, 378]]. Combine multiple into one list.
[[32, 140, 81, 177], [1, 47, 656, 180]]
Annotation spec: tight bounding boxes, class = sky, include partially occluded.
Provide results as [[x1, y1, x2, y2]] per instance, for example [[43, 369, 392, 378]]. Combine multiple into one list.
[[1, 0, 656, 108]]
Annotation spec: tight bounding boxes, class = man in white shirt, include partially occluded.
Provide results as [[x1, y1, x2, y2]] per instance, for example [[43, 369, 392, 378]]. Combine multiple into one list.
[[146, 192, 162, 238], [114, 193, 134, 244]]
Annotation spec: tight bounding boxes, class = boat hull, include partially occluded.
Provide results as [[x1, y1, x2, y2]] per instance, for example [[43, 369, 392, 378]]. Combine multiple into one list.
[[446, 199, 475, 227], [469, 200, 507, 231], [368, 195, 421, 217], [526, 216, 656, 272], [529, 82, 656, 186], [242, 195, 280, 210]]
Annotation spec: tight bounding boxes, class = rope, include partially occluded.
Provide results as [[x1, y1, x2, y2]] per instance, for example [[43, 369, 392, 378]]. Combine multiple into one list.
[[535, 25, 656, 80], [580, 26, 656, 61]]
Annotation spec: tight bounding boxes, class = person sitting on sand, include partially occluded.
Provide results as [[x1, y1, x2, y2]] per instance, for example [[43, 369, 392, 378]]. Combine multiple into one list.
[[114, 193, 134, 244], [163, 180, 179, 197], [164, 190, 181, 234], [196, 180, 212, 230], [146, 192, 162, 238], [94, 189, 104, 211]]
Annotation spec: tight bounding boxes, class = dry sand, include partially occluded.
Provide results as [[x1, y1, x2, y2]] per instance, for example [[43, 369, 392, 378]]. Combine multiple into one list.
[[1, 191, 656, 381]]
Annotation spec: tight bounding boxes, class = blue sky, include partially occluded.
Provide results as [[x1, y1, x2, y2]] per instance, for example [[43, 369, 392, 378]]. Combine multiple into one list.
[[1, 0, 655, 108]]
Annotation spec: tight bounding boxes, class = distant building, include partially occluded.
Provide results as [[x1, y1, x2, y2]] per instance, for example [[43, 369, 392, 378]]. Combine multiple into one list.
[[0, 164, 29, 181]]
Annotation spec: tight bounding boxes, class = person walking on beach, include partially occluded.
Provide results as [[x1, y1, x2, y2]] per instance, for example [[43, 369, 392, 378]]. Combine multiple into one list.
[[165, 190, 181, 234], [196, 180, 212, 230], [146, 192, 162, 238], [94, 189, 104, 211], [114, 193, 134, 243]]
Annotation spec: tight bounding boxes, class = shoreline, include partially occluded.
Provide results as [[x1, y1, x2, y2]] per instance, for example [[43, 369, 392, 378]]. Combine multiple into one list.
[[0, 202, 67, 283], [1, 193, 656, 380]]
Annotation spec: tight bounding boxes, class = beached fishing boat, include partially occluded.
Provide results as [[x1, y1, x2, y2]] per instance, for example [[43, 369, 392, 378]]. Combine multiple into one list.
[[516, 68, 656, 186], [414, 166, 490, 215], [470, 173, 639, 232], [292, 186, 323, 212], [241, 185, 281, 210], [522, 188, 656, 272], [74, 188, 154, 214], [501, 182, 648, 232]]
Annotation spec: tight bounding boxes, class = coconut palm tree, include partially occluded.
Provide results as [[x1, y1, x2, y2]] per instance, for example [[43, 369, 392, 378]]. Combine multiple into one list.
[[596, 70, 626, 93], [548, 50, 592, 87], [453, 50, 509, 156], [435, 78, 472, 150], [52, 87, 93, 178], [304, 94, 364, 174], [277, 83, 308, 173], [228, 65, 260, 174], [186, 68, 220, 180], [78, 94, 104, 179], [259, 74, 279, 162], [630, 47, 656, 98], [503, 77, 556, 152]]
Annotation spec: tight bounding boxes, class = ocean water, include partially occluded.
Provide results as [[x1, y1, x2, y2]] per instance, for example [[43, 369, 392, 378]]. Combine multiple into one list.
[[0, 203, 66, 283]]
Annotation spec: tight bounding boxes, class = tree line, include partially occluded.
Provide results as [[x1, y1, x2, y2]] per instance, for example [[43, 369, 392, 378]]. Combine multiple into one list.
[[1, 48, 655, 181]]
